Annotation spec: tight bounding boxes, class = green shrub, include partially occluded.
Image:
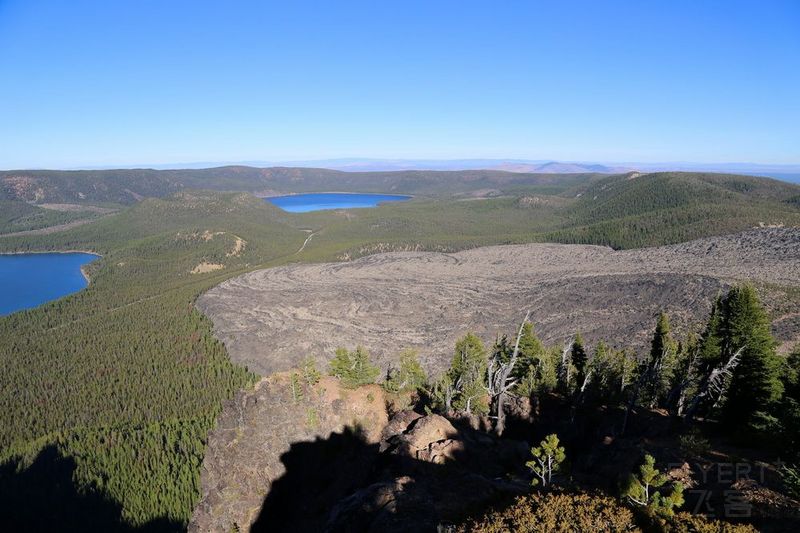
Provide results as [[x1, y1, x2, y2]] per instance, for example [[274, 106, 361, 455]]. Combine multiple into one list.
[[668, 512, 757, 532], [459, 492, 639, 532], [384, 348, 427, 393], [301, 357, 321, 386], [290, 373, 303, 403], [780, 463, 800, 499], [459, 492, 756, 533], [679, 430, 711, 457], [526, 434, 566, 487], [305, 407, 320, 429], [622, 454, 684, 518], [328, 346, 380, 388]]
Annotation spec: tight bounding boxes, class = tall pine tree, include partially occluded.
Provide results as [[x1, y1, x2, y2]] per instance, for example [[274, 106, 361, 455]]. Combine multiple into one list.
[[720, 284, 783, 431], [571, 332, 588, 388], [697, 294, 724, 371], [450, 333, 489, 414], [645, 312, 677, 408]]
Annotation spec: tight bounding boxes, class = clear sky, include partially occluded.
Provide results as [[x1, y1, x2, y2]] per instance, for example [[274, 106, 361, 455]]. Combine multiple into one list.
[[0, 0, 798, 168]]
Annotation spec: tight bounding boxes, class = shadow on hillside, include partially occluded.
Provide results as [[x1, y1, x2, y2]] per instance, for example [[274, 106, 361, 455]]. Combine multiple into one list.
[[252, 425, 382, 532], [0, 445, 182, 533], [251, 416, 533, 533], [253, 396, 796, 532]]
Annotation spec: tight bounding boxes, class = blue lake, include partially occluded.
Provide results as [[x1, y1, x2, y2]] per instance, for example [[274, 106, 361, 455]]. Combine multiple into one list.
[[0, 252, 98, 316], [266, 192, 411, 213]]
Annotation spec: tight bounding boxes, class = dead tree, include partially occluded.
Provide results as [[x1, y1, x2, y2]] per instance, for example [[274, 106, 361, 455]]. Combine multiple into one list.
[[488, 310, 530, 436], [665, 345, 699, 416], [646, 357, 664, 409], [683, 346, 744, 421], [622, 346, 668, 435], [570, 368, 593, 423], [621, 365, 647, 436], [557, 340, 572, 392], [442, 374, 462, 413]]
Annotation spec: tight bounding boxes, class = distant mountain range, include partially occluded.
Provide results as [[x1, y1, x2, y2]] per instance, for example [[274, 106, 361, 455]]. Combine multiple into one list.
[[75, 159, 800, 183]]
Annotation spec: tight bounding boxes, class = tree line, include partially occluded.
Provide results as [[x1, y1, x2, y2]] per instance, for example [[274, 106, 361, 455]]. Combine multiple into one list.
[[331, 283, 798, 464]]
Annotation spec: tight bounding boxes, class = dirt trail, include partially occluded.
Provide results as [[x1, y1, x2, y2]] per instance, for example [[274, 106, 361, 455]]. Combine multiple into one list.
[[198, 228, 800, 376], [295, 230, 317, 254]]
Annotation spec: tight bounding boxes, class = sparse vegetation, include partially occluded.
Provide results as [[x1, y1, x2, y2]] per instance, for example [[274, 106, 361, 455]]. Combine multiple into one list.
[[780, 463, 800, 499], [305, 407, 320, 429], [526, 434, 566, 487], [459, 492, 638, 532], [328, 346, 381, 388], [301, 357, 322, 386], [384, 348, 427, 393], [622, 454, 684, 518], [678, 431, 711, 457]]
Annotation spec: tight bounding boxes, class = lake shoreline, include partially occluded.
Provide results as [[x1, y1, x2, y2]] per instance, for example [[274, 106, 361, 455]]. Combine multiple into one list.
[[0, 249, 101, 256], [0, 251, 100, 316], [0, 250, 101, 284], [265, 192, 412, 213], [258, 191, 416, 199]]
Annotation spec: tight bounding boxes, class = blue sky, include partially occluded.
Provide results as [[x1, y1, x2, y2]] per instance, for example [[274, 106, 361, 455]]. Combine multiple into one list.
[[0, 0, 798, 168]]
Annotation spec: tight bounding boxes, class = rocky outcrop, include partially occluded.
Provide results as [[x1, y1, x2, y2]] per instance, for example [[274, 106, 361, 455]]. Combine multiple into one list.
[[323, 411, 530, 532], [188, 375, 388, 532], [190, 380, 530, 532], [393, 414, 459, 462]]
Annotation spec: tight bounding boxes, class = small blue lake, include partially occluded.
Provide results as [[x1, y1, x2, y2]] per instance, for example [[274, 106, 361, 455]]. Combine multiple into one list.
[[266, 193, 411, 213], [0, 252, 98, 316]]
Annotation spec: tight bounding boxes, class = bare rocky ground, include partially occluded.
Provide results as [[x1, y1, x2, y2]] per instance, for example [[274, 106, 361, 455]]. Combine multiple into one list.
[[189, 375, 531, 533], [198, 228, 800, 376], [189, 374, 389, 532]]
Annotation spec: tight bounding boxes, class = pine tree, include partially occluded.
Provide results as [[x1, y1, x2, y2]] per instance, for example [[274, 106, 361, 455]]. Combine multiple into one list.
[[588, 343, 636, 404], [697, 295, 724, 370], [515, 323, 545, 380], [301, 357, 321, 386], [514, 323, 564, 397], [492, 334, 513, 366], [526, 433, 566, 487], [450, 333, 488, 414], [384, 348, 427, 393], [571, 332, 588, 387], [644, 312, 677, 408], [328, 346, 381, 388], [670, 334, 699, 415], [776, 346, 800, 459], [720, 285, 783, 431], [622, 454, 684, 517]]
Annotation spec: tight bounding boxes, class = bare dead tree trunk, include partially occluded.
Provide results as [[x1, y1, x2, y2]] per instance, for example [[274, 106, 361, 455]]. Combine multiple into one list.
[[557, 341, 572, 393], [645, 346, 668, 409], [621, 366, 648, 436], [570, 368, 593, 423], [683, 347, 744, 421], [622, 344, 668, 434], [668, 347, 699, 416], [489, 311, 530, 436], [444, 374, 462, 413]]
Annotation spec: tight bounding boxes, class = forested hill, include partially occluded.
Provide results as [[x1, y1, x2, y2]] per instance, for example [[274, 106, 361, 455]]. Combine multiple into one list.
[[0, 166, 599, 204], [2, 168, 800, 251], [541, 171, 800, 248], [570, 171, 800, 217]]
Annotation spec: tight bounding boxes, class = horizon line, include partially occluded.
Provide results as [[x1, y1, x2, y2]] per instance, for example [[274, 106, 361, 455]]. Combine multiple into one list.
[[3, 157, 800, 173]]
